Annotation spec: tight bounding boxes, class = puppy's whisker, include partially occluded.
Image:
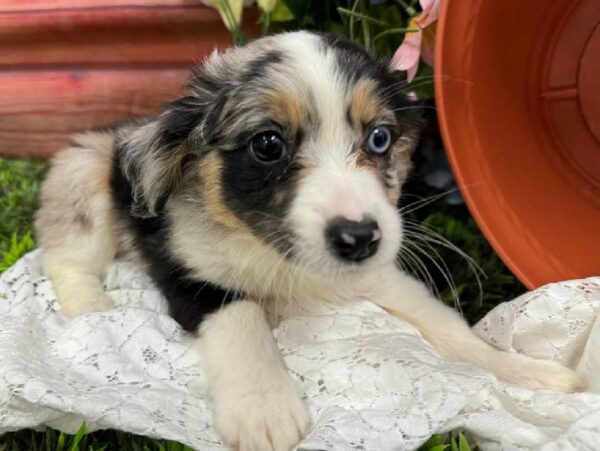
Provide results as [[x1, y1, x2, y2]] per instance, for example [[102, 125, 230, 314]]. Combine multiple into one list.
[[404, 219, 485, 279], [403, 221, 485, 305], [398, 246, 440, 300], [392, 105, 437, 113], [404, 220, 484, 275], [403, 233, 462, 311], [398, 188, 461, 214]]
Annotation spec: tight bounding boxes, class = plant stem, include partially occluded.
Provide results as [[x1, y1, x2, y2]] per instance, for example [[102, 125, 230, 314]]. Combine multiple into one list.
[[359, 0, 370, 50], [394, 0, 417, 17], [348, 0, 361, 43], [261, 11, 271, 36], [217, 0, 247, 44], [372, 27, 419, 44], [337, 7, 389, 28]]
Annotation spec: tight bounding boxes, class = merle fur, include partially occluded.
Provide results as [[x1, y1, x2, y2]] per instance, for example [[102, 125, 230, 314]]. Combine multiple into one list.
[[111, 145, 238, 333], [108, 32, 422, 333]]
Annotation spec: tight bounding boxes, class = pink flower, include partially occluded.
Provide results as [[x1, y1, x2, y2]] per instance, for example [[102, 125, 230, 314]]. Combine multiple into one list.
[[391, 0, 440, 82]]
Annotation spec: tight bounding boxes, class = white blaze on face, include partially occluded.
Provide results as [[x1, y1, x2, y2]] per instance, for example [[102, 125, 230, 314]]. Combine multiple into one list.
[[279, 32, 402, 272]]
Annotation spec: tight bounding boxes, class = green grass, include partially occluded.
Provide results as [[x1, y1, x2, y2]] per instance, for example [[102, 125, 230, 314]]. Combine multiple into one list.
[[0, 424, 473, 451], [0, 422, 194, 451], [0, 156, 516, 449], [0, 159, 45, 271]]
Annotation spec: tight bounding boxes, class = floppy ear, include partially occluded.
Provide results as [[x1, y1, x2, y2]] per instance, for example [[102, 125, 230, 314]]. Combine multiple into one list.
[[117, 96, 206, 218]]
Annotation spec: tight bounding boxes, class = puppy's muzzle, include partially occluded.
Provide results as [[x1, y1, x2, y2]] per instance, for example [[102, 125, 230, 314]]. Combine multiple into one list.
[[326, 216, 381, 262]]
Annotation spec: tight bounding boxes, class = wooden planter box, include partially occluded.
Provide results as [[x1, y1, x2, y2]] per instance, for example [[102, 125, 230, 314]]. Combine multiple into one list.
[[0, 0, 258, 158]]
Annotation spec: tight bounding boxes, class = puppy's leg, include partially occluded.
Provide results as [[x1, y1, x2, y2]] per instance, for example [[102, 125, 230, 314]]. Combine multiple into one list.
[[35, 137, 117, 318], [373, 268, 585, 393], [41, 234, 116, 318], [197, 300, 310, 451]]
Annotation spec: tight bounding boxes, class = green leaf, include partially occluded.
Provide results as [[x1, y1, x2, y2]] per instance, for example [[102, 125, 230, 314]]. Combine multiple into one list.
[[420, 434, 441, 449], [458, 432, 472, 451], [68, 422, 87, 451], [451, 435, 460, 451], [271, 0, 294, 22], [56, 432, 66, 451]]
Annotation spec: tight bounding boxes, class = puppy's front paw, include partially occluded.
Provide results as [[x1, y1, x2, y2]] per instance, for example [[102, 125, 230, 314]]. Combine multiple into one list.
[[53, 276, 114, 318], [496, 353, 585, 393], [214, 385, 310, 451]]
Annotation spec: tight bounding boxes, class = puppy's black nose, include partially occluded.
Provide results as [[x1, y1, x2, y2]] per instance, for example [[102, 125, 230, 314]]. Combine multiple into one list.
[[326, 217, 381, 262]]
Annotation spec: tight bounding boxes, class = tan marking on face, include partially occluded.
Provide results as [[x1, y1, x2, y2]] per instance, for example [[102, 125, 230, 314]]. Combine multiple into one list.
[[265, 89, 305, 133], [385, 141, 413, 205], [349, 79, 380, 128], [200, 152, 248, 231], [391, 142, 413, 180], [354, 150, 378, 170]]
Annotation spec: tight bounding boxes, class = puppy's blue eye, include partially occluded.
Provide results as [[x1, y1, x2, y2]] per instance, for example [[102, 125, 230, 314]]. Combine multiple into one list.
[[249, 131, 286, 163], [366, 126, 392, 155]]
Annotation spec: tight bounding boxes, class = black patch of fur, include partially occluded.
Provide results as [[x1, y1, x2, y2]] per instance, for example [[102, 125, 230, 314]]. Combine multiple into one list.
[[155, 96, 205, 151], [111, 150, 238, 332], [220, 143, 299, 255], [240, 50, 285, 85], [319, 32, 381, 83]]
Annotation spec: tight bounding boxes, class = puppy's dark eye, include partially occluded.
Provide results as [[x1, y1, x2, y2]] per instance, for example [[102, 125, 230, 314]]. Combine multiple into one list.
[[249, 131, 286, 163], [366, 126, 392, 155]]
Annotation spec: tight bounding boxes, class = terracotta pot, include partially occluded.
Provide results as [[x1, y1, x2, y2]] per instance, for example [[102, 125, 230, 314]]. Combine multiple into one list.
[[0, 0, 259, 158], [435, 0, 600, 288]]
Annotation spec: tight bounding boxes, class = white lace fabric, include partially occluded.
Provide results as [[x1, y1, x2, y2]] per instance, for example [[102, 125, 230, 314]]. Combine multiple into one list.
[[1, 251, 599, 450]]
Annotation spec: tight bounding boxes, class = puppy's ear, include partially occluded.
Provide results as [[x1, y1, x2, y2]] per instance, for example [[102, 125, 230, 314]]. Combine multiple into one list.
[[117, 96, 205, 218]]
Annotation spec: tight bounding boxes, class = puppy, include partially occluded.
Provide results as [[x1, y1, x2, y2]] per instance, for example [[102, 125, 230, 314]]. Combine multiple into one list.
[[35, 31, 583, 451]]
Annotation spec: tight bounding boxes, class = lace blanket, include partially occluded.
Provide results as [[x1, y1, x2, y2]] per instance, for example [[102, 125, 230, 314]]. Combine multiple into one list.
[[1, 251, 599, 450]]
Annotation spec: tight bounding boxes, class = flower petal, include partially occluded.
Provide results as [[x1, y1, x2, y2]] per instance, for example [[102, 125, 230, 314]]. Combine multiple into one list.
[[418, 0, 440, 28], [407, 62, 419, 83], [209, 0, 245, 30], [390, 23, 423, 73]]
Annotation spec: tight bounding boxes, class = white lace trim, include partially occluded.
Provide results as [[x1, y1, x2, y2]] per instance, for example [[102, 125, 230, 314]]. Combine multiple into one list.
[[1, 251, 599, 450]]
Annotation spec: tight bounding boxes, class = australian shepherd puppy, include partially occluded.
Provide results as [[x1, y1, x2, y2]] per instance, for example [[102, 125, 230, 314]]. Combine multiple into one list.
[[36, 32, 582, 451]]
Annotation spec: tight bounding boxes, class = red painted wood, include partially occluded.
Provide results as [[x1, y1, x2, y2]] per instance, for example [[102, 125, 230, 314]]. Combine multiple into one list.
[[0, 4, 242, 66], [0, 0, 203, 11], [0, 1, 260, 158], [0, 69, 189, 158]]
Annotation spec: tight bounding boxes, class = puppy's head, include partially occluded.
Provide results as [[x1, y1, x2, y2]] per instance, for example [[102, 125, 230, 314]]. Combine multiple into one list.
[[119, 31, 423, 275]]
